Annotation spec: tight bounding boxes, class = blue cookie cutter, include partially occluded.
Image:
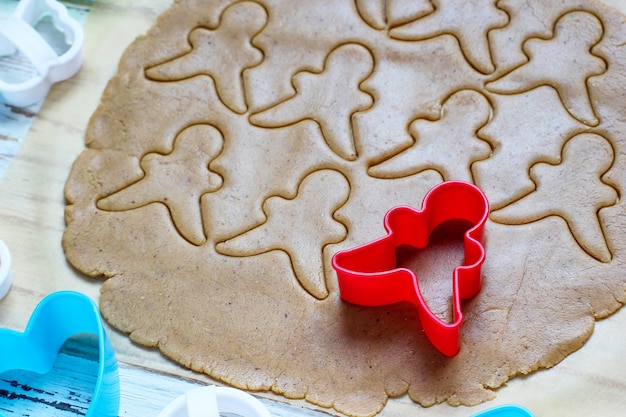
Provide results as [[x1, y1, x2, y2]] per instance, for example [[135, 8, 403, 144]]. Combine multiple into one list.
[[0, 291, 119, 416], [471, 405, 535, 417]]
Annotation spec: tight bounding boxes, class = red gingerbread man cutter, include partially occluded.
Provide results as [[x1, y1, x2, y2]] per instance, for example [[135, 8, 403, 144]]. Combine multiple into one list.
[[331, 181, 489, 357]]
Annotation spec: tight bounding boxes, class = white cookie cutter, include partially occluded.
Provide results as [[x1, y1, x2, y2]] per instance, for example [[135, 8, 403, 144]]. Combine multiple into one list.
[[0, 239, 11, 300], [158, 386, 272, 417], [0, 0, 84, 107]]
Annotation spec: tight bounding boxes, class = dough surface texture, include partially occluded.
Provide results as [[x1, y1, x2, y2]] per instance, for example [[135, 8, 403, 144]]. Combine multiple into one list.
[[63, 0, 626, 416]]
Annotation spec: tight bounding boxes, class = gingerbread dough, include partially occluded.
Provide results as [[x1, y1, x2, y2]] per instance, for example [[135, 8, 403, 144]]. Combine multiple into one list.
[[63, 0, 626, 416]]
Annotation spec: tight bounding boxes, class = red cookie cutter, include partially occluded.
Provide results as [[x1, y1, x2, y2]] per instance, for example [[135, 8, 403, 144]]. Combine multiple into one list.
[[331, 180, 489, 357]]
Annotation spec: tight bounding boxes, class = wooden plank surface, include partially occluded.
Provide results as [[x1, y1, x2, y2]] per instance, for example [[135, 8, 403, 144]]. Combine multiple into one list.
[[0, 335, 333, 416], [2, 1, 626, 416]]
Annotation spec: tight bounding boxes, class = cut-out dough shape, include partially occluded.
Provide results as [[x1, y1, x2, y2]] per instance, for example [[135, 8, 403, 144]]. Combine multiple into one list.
[[369, 90, 492, 182], [491, 133, 617, 263], [216, 169, 350, 300], [249, 43, 374, 161], [473, 87, 587, 209], [145, 1, 267, 114], [98, 125, 224, 246], [486, 11, 606, 126], [389, 0, 508, 74]]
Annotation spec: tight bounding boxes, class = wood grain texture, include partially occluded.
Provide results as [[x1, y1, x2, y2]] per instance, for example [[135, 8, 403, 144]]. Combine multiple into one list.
[[0, 335, 332, 416], [1, 1, 626, 416]]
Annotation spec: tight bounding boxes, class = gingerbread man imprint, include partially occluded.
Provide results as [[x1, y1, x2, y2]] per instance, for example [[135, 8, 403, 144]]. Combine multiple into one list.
[[146, 1, 267, 114], [97, 125, 224, 246]]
